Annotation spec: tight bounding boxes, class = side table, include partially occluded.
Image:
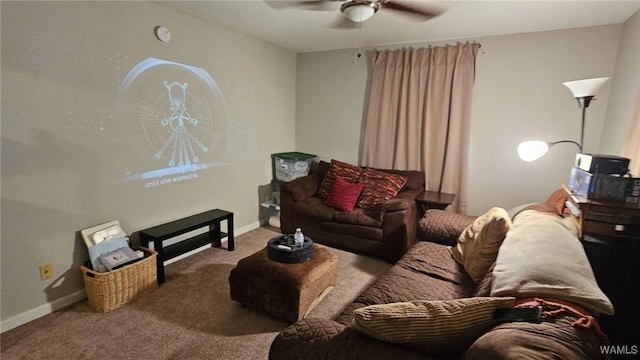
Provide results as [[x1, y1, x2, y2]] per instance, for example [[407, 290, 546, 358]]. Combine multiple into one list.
[[562, 184, 640, 240], [415, 190, 456, 217]]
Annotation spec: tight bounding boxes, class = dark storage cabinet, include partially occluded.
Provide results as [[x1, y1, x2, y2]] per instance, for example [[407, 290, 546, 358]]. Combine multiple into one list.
[[582, 235, 640, 345]]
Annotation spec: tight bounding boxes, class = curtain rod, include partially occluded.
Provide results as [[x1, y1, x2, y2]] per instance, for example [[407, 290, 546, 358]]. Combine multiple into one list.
[[373, 41, 481, 53]]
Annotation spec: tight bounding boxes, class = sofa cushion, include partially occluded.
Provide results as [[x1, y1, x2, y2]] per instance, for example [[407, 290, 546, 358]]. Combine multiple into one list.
[[400, 241, 475, 288], [294, 197, 337, 222], [323, 176, 364, 212], [295, 198, 383, 229], [490, 210, 614, 315], [449, 207, 511, 283], [318, 159, 363, 200], [352, 297, 515, 357], [356, 168, 408, 209], [332, 208, 383, 228], [322, 221, 383, 240], [472, 261, 496, 297], [315, 160, 331, 179], [465, 314, 603, 360], [335, 241, 477, 326]]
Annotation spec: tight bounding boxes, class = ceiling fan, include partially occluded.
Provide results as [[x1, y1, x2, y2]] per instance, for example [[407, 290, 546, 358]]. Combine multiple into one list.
[[266, 0, 441, 27]]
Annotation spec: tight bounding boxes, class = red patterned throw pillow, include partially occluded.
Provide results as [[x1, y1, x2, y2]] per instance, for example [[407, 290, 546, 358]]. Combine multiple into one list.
[[356, 168, 408, 209], [318, 159, 363, 199], [324, 176, 364, 212]]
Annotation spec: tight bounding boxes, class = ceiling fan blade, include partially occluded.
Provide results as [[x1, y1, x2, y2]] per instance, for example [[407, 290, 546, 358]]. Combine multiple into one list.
[[382, 1, 441, 21], [265, 0, 341, 11]]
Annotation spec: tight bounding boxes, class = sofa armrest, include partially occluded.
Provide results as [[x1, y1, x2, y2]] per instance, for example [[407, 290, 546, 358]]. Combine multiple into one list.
[[417, 209, 477, 246], [279, 174, 322, 234], [375, 186, 423, 214], [269, 318, 427, 360], [269, 318, 345, 360], [381, 197, 419, 262], [380, 196, 415, 213]]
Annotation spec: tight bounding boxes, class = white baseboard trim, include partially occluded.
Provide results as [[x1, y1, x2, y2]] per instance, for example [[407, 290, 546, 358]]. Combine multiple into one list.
[[1, 289, 87, 333], [0, 221, 261, 334]]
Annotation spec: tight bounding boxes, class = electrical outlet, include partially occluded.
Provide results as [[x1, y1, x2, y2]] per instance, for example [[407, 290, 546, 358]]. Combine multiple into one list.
[[40, 263, 53, 280]]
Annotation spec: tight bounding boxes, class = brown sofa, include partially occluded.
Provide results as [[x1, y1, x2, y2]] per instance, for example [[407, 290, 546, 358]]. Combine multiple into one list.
[[269, 206, 609, 360], [279, 160, 425, 262]]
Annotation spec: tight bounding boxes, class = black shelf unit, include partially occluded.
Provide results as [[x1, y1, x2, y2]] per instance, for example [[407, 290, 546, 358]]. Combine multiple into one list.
[[140, 209, 234, 284]]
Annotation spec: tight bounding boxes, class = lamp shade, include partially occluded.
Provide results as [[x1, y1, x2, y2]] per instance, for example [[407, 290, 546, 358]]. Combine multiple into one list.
[[562, 77, 609, 98], [517, 141, 549, 162], [341, 2, 377, 22]]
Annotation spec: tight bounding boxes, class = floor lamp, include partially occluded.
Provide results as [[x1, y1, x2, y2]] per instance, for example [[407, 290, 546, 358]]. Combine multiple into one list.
[[518, 77, 610, 162]]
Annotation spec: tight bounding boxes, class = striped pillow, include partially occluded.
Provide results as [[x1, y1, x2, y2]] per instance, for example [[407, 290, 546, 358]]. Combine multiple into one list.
[[317, 159, 363, 200], [356, 167, 407, 209], [352, 297, 515, 356]]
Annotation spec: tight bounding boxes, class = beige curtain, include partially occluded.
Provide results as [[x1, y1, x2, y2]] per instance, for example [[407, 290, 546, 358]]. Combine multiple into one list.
[[621, 86, 640, 176], [361, 42, 480, 213]]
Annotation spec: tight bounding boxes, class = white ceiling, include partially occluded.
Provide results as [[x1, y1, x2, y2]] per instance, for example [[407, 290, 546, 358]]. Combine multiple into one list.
[[156, 0, 640, 53]]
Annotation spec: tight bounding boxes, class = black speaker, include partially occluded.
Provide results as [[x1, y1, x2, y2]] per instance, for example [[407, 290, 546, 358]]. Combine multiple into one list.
[[575, 153, 630, 175]]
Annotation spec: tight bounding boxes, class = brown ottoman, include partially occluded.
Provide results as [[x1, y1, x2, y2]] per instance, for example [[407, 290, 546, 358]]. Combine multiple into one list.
[[229, 244, 338, 322]]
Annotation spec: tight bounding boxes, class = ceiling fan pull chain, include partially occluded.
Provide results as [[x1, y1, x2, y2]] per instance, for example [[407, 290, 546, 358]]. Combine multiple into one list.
[[353, 20, 363, 64]]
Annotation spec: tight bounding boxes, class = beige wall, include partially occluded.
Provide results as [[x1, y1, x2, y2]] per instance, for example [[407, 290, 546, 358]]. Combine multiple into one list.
[[296, 51, 369, 164], [468, 25, 621, 215], [601, 10, 640, 155], [1, 1, 296, 327], [296, 24, 629, 216]]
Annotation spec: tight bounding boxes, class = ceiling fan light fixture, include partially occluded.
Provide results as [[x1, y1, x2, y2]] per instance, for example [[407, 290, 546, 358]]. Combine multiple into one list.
[[341, 1, 378, 22]]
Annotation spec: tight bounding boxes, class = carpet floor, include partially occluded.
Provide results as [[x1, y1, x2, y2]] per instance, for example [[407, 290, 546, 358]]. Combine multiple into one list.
[[1, 226, 392, 360]]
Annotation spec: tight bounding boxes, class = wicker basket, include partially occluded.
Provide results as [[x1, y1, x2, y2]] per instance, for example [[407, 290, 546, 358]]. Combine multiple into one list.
[[81, 246, 157, 312]]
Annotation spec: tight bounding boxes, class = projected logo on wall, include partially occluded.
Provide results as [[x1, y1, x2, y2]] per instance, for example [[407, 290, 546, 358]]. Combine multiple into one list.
[[117, 58, 228, 187], [143, 80, 210, 167]]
